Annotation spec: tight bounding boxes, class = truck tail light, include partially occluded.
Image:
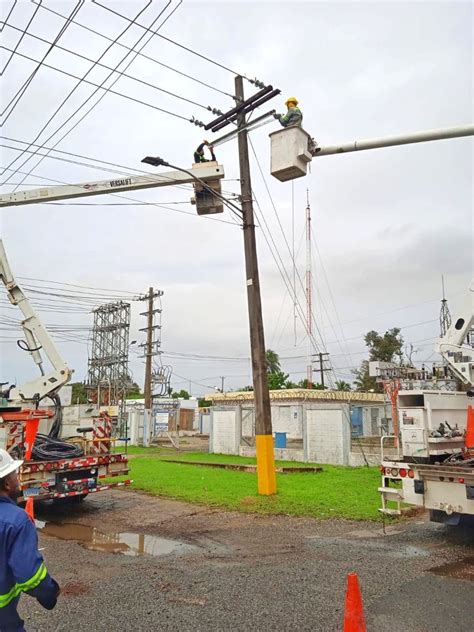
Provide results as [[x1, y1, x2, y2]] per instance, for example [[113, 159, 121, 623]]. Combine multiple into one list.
[[408, 469, 415, 479], [399, 468, 407, 478], [459, 477, 465, 484], [391, 468, 399, 477]]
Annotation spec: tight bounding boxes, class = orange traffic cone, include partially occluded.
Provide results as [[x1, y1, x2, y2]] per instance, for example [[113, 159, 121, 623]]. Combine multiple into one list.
[[343, 573, 367, 632], [466, 405, 474, 450], [25, 497, 35, 523], [24, 418, 40, 460]]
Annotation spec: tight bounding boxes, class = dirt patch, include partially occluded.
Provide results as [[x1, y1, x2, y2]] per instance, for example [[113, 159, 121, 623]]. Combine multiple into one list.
[[168, 596, 207, 606], [240, 496, 258, 506], [162, 459, 322, 474], [61, 581, 90, 596], [429, 556, 474, 581]]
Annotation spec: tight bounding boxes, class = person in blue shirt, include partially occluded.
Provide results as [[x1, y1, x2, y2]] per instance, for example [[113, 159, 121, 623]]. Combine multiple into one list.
[[0, 449, 60, 632]]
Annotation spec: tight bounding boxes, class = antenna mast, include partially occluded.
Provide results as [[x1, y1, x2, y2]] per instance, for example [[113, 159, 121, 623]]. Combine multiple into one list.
[[306, 190, 313, 387]]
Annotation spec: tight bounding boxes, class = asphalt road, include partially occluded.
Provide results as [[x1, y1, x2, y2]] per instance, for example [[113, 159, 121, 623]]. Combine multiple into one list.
[[18, 490, 474, 632]]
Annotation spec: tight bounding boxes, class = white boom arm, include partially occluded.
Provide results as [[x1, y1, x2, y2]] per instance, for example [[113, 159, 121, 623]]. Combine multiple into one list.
[[435, 280, 474, 387], [0, 164, 225, 207], [312, 125, 474, 157], [0, 239, 73, 402]]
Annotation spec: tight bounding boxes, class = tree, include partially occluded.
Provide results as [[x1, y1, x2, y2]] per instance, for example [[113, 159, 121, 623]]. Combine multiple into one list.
[[70, 382, 88, 404], [297, 379, 325, 390], [353, 328, 404, 392], [365, 328, 404, 363], [335, 379, 351, 391], [268, 370, 290, 390], [265, 349, 281, 374], [172, 389, 190, 400]]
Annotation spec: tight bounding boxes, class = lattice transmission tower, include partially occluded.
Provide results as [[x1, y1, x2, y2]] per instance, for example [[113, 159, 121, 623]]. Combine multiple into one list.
[[439, 275, 452, 337], [87, 301, 131, 405]]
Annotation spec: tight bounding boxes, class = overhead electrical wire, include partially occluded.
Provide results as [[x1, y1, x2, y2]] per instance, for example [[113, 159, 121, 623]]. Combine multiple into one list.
[[0, 1, 17, 33], [91, 0, 243, 77], [2, 0, 161, 186], [1, 21, 216, 113], [0, 137, 242, 200], [311, 233, 355, 369], [1, 1, 85, 125], [250, 185, 326, 353], [18, 276, 141, 296], [29, 0, 235, 99], [0, 0, 42, 75], [0, 164, 239, 227], [249, 138, 329, 349]]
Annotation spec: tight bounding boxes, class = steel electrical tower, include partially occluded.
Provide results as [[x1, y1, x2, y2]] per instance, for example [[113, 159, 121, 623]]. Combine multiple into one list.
[[439, 275, 452, 337], [87, 301, 131, 405]]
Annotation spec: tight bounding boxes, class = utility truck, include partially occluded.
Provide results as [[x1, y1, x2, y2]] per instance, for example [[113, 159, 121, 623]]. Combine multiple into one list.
[[0, 162, 225, 502], [0, 239, 131, 502], [379, 283, 474, 525]]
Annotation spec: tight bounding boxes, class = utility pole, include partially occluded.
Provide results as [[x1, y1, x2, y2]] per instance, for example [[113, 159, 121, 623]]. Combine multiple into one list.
[[220, 376, 225, 393], [313, 352, 330, 389], [235, 75, 276, 495], [139, 287, 163, 410]]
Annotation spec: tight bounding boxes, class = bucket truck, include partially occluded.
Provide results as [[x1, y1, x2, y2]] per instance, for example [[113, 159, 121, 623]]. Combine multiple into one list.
[[0, 239, 131, 502], [0, 161, 225, 502], [379, 282, 474, 525]]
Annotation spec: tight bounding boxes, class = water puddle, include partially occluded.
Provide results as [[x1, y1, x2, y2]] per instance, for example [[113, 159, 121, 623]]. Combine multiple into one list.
[[429, 556, 474, 581], [39, 522, 197, 557]]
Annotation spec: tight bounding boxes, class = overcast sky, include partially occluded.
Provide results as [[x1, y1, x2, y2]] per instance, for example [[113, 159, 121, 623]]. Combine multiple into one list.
[[0, 0, 472, 396]]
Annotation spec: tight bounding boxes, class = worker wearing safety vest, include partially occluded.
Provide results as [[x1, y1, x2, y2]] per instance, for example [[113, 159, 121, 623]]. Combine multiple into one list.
[[275, 97, 303, 127], [0, 449, 60, 632]]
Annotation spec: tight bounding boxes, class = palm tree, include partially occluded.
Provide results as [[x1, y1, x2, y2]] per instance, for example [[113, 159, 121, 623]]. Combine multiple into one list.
[[265, 349, 281, 374], [335, 379, 351, 391]]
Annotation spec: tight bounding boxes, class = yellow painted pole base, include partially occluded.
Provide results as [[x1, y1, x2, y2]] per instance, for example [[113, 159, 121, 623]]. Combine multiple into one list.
[[256, 434, 277, 495]]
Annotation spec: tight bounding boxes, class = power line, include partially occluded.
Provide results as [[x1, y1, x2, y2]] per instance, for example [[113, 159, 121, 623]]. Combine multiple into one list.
[[17, 277, 141, 295], [29, 0, 235, 100], [0, 164, 239, 227], [1, 20, 216, 114], [2, 1, 166, 186], [0, 0, 42, 76], [92, 0, 242, 77], [0, 135, 191, 180], [249, 138, 329, 356], [0, 1, 17, 33], [1, 1, 84, 125]]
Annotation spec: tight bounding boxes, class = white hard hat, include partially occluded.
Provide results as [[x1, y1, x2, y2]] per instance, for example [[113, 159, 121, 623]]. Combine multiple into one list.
[[0, 448, 23, 479]]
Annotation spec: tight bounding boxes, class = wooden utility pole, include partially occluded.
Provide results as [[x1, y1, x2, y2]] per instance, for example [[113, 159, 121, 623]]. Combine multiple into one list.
[[139, 287, 162, 410], [313, 352, 330, 389], [235, 75, 276, 495]]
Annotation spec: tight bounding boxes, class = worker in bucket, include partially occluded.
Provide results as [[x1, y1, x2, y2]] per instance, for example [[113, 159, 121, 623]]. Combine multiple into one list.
[[0, 449, 60, 632], [193, 140, 216, 163], [274, 97, 320, 154], [274, 97, 303, 128]]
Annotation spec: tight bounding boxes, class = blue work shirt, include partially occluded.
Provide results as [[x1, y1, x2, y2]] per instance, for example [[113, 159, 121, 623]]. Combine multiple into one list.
[[0, 496, 59, 632]]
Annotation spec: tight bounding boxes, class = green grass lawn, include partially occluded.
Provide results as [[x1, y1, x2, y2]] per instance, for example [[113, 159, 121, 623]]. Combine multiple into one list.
[[118, 447, 382, 521]]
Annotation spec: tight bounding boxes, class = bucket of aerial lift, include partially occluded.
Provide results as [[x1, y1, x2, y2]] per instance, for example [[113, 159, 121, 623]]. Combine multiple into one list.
[[190, 161, 224, 215], [269, 126, 313, 182]]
